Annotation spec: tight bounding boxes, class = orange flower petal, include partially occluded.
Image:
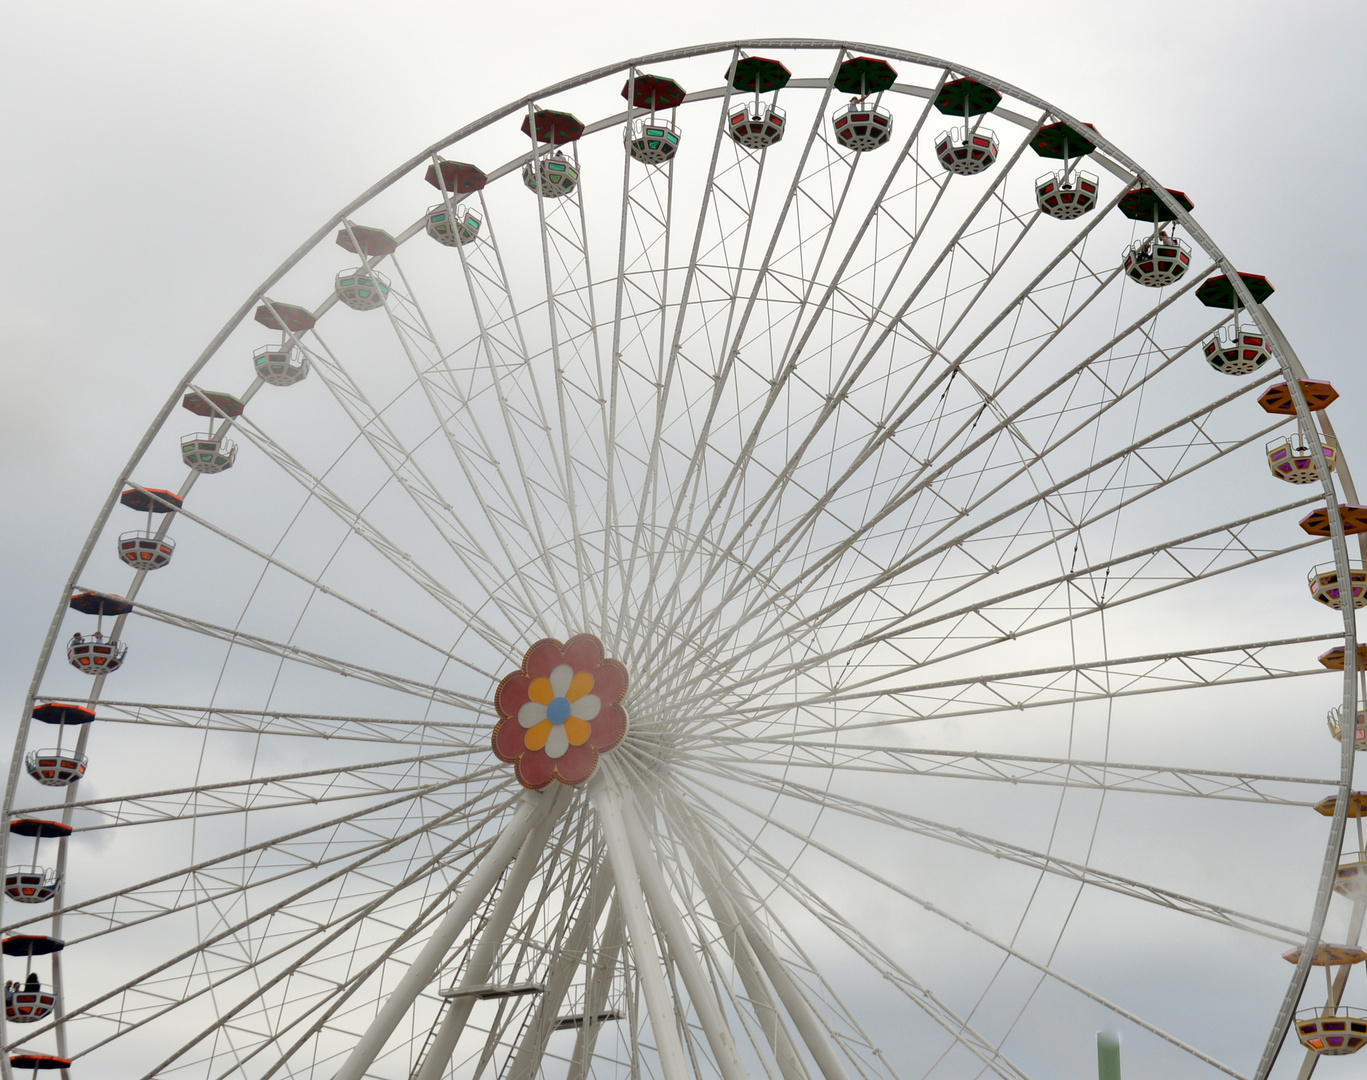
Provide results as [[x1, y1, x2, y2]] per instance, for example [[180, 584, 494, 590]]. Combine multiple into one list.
[[528, 677, 554, 705], [564, 716, 592, 746], [524, 719, 553, 750], [567, 671, 595, 702]]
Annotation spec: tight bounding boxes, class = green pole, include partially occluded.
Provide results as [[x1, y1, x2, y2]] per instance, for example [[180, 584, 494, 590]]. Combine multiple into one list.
[[1097, 1031, 1122, 1080]]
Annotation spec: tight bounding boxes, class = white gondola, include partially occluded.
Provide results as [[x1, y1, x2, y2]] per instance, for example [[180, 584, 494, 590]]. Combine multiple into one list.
[[831, 102, 892, 152], [1122, 234, 1191, 287], [254, 344, 310, 386], [24, 749, 87, 787], [181, 433, 237, 474], [1329, 706, 1367, 752], [1266, 432, 1338, 484], [426, 202, 481, 246], [522, 152, 579, 198], [3, 866, 60, 904], [117, 530, 175, 569], [1035, 170, 1098, 218], [1202, 327, 1271, 375], [936, 125, 999, 174], [335, 270, 390, 311], [5, 983, 56, 1024], [626, 119, 681, 165], [726, 102, 785, 149], [66, 633, 126, 674]]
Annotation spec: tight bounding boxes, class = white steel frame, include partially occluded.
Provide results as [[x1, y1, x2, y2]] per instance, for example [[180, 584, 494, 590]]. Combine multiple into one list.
[[2, 39, 1360, 1080]]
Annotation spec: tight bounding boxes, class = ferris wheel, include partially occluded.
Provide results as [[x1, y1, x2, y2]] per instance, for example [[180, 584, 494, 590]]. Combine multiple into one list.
[[5, 37, 1366, 1080]]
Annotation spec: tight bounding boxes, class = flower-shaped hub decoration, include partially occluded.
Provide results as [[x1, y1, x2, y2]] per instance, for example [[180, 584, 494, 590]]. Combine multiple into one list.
[[492, 635, 628, 790]]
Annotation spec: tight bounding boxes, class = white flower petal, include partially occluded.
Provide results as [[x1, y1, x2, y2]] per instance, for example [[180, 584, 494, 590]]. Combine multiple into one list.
[[518, 701, 548, 728], [550, 663, 574, 698], [544, 724, 570, 759], [570, 694, 601, 721]]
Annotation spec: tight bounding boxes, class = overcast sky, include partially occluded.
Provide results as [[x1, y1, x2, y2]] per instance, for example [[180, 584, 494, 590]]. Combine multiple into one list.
[[4, 0, 1363, 710], [1, 2, 1364, 1077]]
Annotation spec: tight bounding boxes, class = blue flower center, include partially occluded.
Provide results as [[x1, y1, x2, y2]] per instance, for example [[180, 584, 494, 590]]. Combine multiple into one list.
[[547, 697, 572, 725]]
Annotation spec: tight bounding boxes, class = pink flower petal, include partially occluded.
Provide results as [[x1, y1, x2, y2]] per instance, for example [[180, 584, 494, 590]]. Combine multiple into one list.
[[588, 704, 627, 751], [554, 743, 599, 786], [524, 639, 566, 680], [496, 672, 531, 719], [492, 718, 527, 763], [516, 751, 557, 790], [562, 634, 605, 672], [591, 659, 628, 705]]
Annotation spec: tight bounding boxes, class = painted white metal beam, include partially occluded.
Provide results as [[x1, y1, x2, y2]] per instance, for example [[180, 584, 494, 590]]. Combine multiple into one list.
[[692, 848, 851, 1080], [503, 871, 612, 1080], [697, 874, 812, 1080], [413, 788, 570, 1080], [332, 791, 553, 1080], [565, 902, 625, 1080], [592, 777, 691, 1080], [620, 787, 751, 1080]]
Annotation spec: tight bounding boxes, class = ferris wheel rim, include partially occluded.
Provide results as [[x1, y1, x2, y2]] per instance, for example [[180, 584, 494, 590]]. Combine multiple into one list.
[[0, 36, 1298, 708], [4, 39, 1360, 1080]]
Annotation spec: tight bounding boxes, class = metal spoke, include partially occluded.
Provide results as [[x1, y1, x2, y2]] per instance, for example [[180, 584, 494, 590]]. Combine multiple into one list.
[[105, 593, 488, 710], [666, 788, 1033, 1080], [685, 761, 1308, 942], [10, 776, 510, 949], [9, 41, 1355, 1080], [643, 153, 1141, 682], [10, 788, 515, 1054], [680, 777, 1249, 1079], [678, 632, 1340, 734], [686, 738, 1333, 805], [280, 327, 551, 635], [8, 749, 490, 832], [148, 494, 500, 679], [83, 699, 487, 744]]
